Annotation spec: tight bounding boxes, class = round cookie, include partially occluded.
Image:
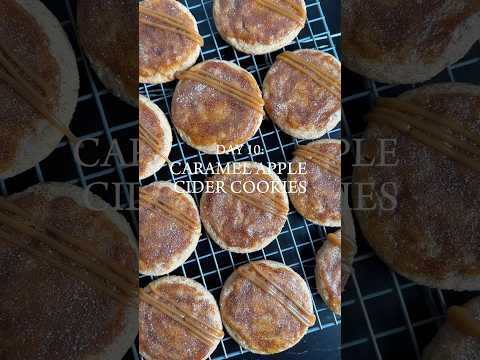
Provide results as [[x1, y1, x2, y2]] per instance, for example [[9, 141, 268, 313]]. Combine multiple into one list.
[[171, 60, 264, 154], [423, 297, 480, 360], [220, 260, 316, 354], [213, 0, 307, 55], [140, 276, 224, 360], [315, 230, 341, 315], [0, 182, 138, 360], [77, 0, 138, 105], [200, 162, 288, 253], [0, 0, 79, 178], [353, 83, 480, 290], [139, 0, 202, 84], [139, 181, 201, 276], [342, 0, 480, 84], [288, 139, 341, 226], [263, 49, 341, 139], [139, 95, 172, 180]]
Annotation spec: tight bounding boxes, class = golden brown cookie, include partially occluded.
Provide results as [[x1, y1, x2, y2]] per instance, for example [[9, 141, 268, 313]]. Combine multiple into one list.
[[220, 260, 316, 354], [288, 139, 341, 226], [139, 0, 202, 84], [213, 0, 307, 55], [77, 0, 138, 105], [140, 276, 224, 360], [423, 297, 480, 360], [0, 183, 138, 360], [341, 188, 357, 291], [315, 230, 341, 315], [342, 0, 480, 84], [139, 181, 201, 276], [263, 49, 341, 139], [200, 162, 288, 253], [139, 95, 172, 180], [353, 83, 480, 290], [171, 60, 264, 154], [0, 0, 79, 178]]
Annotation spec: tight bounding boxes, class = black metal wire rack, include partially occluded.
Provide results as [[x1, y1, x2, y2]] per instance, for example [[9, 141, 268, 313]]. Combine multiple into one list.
[[139, 0, 341, 359], [341, 39, 480, 359], [1, 0, 139, 358]]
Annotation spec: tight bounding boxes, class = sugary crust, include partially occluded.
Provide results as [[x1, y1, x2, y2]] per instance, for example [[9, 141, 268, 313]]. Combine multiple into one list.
[[139, 181, 201, 276], [315, 230, 341, 315], [200, 162, 289, 253], [171, 60, 264, 154], [77, 0, 138, 106], [220, 260, 314, 354], [342, 0, 480, 84], [213, 0, 307, 55], [423, 296, 480, 360], [140, 276, 222, 360], [263, 49, 341, 139], [1, 182, 138, 360], [353, 83, 480, 290], [288, 139, 341, 226], [139, 95, 172, 180], [139, 0, 201, 84], [0, 0, 79, 178]]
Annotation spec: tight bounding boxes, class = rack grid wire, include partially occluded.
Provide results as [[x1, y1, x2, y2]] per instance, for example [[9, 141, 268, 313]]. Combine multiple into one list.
[[342, 38, 480, 359], [140, 0, 341, 359], [2, 0, 140, 358]]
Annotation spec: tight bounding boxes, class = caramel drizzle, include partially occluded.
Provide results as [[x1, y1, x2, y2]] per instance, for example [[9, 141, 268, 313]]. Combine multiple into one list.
[[368, 98, 480, 172], [139, 5, 204, 46], [327, 232, 341, 247], [0, 202, 136, 305], [140, 192, 199, 233], [0, 46, 78, 144], [254, 0, 305, 24], [294, 145, 340, 177], [447, 305, 480, 338], [238, 263, 316, 327], [222, 184, 288, 219], [278, 52, 340, 100], [177, 69, 265, 114], [139, 122, 171, 165], [140, 288, 224, 346]]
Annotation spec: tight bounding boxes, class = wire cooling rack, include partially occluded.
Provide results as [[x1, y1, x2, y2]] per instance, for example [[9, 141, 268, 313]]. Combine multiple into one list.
[[342, 39, 480, 358], [140, 0, 341, 359], [1, 0, 139, 358]]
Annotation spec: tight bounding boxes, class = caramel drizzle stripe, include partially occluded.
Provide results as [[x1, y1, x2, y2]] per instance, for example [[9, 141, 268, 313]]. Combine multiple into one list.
[[377, 97, 480, 147], [0, 49, 78, 144], [367, 112, 480, 173], [140, 193, 199, 232], [238, 264, 316, 327], [0, 210, 136, 298], [327, 233, 341, 247], [294, 149, 340, 177], [0, 230, 133, 306], [222, 185, 288, 218], [177, 70, 265, 114], [278, 52, 340, 99], [447, 305, 480, 338], [139, 6, 204, 45], [139, 124, 171, 165], [374, 107, 480, 158], [0, 199, 138, 285], [296, 145, 339, 164], [140, 289, 221, 346], [254, 0, 305, 24], [150, 287, 224, 339]]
